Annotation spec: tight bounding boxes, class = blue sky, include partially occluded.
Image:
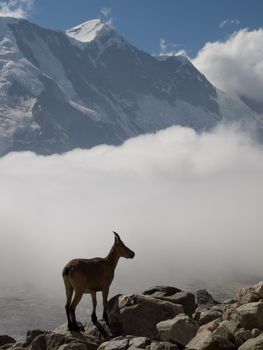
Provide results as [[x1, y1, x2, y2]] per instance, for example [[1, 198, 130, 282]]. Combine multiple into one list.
[[22, 0, 263, 57], [1, 0, 262, 100]]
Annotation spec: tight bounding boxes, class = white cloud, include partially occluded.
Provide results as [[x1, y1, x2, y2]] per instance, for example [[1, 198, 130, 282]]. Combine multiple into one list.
[[100, 7, 111, 18], [192, 28, 263, 102], [159, 38, 189, 58], [0, 125, 263, 298], [99, 7, 113, 27], [219, 18, 240, 29], [0, 0, 34, 18]]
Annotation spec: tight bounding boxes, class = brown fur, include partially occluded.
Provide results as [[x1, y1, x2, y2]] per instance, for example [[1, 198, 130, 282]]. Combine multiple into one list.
[[62, 231, 135, 331]]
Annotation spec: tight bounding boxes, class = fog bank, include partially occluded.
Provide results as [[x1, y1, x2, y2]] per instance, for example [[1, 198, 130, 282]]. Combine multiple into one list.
[[0, 125, 263, 297]]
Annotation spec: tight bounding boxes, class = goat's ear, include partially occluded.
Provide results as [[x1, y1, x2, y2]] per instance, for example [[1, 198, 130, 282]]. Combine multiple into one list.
[[113, 231, 121, 242]]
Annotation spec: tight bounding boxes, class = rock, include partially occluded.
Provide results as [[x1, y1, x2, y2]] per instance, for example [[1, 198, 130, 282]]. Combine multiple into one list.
[[107, 295, 124, 336], [197, 320, 220, 334], [196, 290, 218, 307], [198, 310, 222, 326], [185, 330, 235, 350], [98, 338, 129, 350], [254, 282, 263, 299], [235, 287, 261, 304], [54, 323, 103, 342], [0, 345, 14, 350], [197, 320, 234, 343], [211, 304, 224, 313], [0, 336, 16, 347], [213, 325, 233, 342], [143, 286, 197, 316], [193, 307, 202, 322], [10, 343, 24, 350], [143, 287, 181, 297], [157, 313, 198, 346], [251, 328, 261, 337], [223, 299, 237, 305], [238, 333, 263, 350], [234, 329, 252, 347], [219, 320, 240, 335], [31, 332, 98, 350], [129, 337, 150, 348], [233, 301, 263, 330], [58, 344, 87, 350], [149, 341, 179, 350], [26, 330, 48, 345], [108, 294, 183, 338], [235, 282, 263, 305], [223, 303, 240, 321], [83, 321, 111, 340]]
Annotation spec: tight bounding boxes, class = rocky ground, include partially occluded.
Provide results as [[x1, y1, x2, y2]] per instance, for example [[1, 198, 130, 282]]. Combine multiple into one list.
[[2, 282, 263, 350]]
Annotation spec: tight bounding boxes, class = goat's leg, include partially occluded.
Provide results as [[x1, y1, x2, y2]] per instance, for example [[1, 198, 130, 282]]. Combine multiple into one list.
[[91, 292, 97, 324], [69, 291, 83, 331], [64, 279, 74, 330], [102, 287, 109, 325]]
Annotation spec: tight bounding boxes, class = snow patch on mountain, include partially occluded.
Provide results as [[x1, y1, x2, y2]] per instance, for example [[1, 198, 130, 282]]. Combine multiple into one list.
[[69, 101, 102, 121], [0, 18, 43, 150], [66, 18, 126, 59], [66, 19, 105, 43], [25, 35, 78, 100]]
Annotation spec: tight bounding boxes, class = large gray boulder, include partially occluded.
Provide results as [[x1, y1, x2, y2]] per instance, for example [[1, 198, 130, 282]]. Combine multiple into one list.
[[0, 336, 16, 347], [235, 281, 263, 305], [107, 294, 183, 338], [98, 338, 129, 350], [129, 337, 151, 348], [197, 320, 220, 334], [25, 330, 47, 346], [54, 322, 106, 342], [233, 302, 263, 330], [196, 290, 218, 307], [219, 320, 240, 335], [143, 286, 197, 316], [236, 287, 261, 305], [238, 333, 263, 350], [213, 325, 233, 342], [30, 332, 98, 350], [234, 329, 252, 348], [223, 303, 241, 321], [254, 282, 263, 299], [157, 314, 198, 346], [198, 310, 222, 326], [185, 330, 235, 350], [149, 341, 179, 350], [58, 344, 87, 350]]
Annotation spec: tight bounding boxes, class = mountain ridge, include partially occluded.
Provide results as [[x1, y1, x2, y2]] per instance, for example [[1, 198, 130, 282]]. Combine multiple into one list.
[[0, 16, 261, 155]]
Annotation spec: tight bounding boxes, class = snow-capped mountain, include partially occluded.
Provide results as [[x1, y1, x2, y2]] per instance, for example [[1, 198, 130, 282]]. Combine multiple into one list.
[[0, 17, 261, 155]]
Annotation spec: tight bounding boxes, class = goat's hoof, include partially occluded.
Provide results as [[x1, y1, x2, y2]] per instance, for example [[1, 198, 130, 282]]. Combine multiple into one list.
[[68, 322, 84, 332], [91, 313, 97, 324], [68, 324, 78, 332], [76, 321, 85, 332]]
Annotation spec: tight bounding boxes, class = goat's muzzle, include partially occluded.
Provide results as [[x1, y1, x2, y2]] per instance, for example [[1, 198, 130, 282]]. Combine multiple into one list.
[[129, 251, 135, 259]]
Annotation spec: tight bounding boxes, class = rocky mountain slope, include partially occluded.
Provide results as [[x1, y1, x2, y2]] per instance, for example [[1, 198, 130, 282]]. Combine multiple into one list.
[[2, 282, 263, 350], [0, 17, 262, 155]]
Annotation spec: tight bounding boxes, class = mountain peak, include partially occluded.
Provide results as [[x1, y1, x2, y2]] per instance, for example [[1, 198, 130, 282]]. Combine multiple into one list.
[[66, 19, 111, 43]]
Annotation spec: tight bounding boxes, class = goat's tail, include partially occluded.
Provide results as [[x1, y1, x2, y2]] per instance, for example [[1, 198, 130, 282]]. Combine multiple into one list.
[[62, 266, 71, 277]]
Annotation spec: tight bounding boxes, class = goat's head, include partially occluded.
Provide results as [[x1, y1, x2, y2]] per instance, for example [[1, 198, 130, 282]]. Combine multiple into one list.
[[113, 231, 135, 259]]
